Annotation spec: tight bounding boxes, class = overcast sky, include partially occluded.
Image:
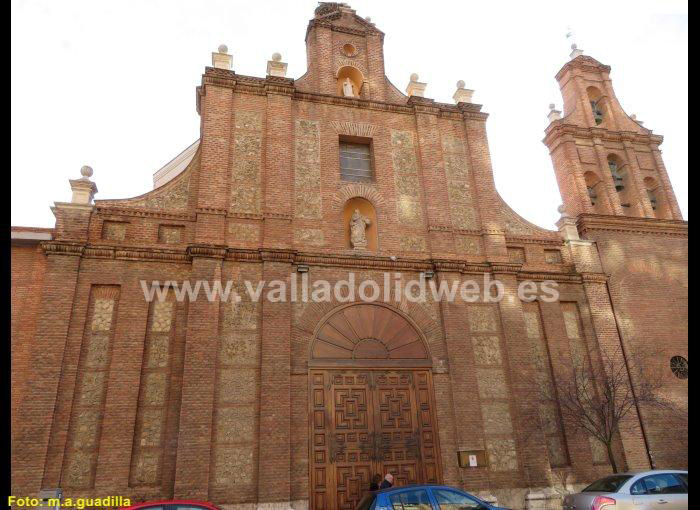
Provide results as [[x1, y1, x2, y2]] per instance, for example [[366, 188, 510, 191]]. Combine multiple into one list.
[[11, 0, 687, 229]]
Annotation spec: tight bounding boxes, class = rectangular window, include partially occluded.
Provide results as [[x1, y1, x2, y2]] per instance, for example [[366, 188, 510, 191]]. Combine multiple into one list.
[[339, 140, 373, 182]]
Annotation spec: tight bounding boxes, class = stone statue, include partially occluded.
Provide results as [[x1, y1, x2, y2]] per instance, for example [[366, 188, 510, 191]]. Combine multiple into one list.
[[342, 77, 355, 97], [350, 208, 371, 249]]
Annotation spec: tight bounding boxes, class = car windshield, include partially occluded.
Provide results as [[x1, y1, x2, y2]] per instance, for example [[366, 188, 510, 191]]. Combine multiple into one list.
[[582, 475, 634, 493]]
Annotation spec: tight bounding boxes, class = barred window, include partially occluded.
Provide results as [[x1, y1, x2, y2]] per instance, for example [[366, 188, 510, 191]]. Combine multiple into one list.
[[339, 141, 373, 182]]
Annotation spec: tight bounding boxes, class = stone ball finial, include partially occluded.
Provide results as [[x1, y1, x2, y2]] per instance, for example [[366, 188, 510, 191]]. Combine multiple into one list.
[[80, 165, 93, 178], [557, 204, 566, 215], [570, 43, 577, 50], [218, 44, 228, 54], [457, 80, 465, 89], [365, 16, 371, 22], [410, 73, 419, 82], [549, 103, 556, 110], [272, 52, 282, 62]]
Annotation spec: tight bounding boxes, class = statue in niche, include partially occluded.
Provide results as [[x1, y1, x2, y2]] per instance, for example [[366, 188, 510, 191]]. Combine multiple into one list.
[[350, 208, 371, 249], [342, 77, 355, 97]]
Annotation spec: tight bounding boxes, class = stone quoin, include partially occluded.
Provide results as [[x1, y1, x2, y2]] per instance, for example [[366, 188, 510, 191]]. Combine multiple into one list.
[[11, 3, 687, 510]]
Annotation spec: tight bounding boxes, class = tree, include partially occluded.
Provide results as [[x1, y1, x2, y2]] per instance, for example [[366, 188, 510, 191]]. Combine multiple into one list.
[[540, 345, 682, 473]]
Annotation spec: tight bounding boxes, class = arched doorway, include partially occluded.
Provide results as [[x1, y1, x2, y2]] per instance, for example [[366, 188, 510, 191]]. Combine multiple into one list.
[[308, 303, 442, 510]]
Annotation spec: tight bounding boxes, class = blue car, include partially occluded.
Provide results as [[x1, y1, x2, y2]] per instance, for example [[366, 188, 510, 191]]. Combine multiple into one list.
[[354, 484, 511, 510]]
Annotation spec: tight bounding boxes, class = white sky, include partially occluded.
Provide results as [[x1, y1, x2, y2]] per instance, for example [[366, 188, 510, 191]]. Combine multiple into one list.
[[11, 0, 688, 229]]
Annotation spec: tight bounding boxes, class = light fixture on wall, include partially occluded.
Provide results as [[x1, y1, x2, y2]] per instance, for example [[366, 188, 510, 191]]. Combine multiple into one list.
[[296, 265, 309, 273], [421, 270, 435, 279]]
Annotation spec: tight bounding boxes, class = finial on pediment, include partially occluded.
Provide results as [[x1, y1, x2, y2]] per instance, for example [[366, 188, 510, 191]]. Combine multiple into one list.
[[212, 44, 233, 70]]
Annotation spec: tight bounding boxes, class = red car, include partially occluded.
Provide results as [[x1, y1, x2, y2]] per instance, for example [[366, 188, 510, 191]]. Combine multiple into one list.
[[121, 500, 222, 510]]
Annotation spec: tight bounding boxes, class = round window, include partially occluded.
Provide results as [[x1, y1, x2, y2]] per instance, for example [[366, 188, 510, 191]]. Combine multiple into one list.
[[342, 43, 357, 57], [670, 355, 688, 379]]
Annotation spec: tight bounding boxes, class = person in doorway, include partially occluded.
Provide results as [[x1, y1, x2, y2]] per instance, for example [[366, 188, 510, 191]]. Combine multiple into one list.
[[369, 473, 382, 491], [379, 473, 394, 489]]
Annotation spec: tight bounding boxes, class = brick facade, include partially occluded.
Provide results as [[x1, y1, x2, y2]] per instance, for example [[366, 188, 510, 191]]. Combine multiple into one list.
[[11, 4, 686, 510]]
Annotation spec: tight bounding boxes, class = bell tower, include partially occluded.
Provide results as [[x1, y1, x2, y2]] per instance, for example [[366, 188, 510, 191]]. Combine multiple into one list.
[[544, 48, 683, 221], [296, 2, 401, 102]]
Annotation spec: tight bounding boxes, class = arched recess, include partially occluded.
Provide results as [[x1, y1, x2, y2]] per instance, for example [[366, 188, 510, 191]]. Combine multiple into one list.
[[583, 170, 609, 214], [644, 176, 668, 219], [607, 153, 635, 215], [587, 86, 606, 125], [309, 302, 431, 367], [342, 197, 378, 250], [336, 65, 365, 98]]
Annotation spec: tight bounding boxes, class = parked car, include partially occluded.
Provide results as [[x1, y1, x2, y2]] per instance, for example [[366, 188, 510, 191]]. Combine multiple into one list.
[[355, 484, 511, 510], [563, 470, 688, 510], [121, 500, 222, 510]]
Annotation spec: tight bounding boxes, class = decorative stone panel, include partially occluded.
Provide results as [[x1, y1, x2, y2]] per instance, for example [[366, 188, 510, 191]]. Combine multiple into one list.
[[101, 221, 127, 241], [468, 306, 498, 333], [442, 136, 478, 230], [481, 402, 513, 435], [151, 302, 174, 332], [507, 247, 525, 264], [158, 225, 183, 244], [589, 437, 609, 464], [455, 235, 481, 255], [91, 299, 115, 331], [84, 333, 109, 368], [79, 372, 105, 406], [64, 286, 119, 488], [229, 223, 260, 242], [220, 332, 259, 365], [216, 406, 256, 443], [472, 336, 503, 365], [391, 130, 424, 227], [231, 111, 263, 214], [129, 295, 175, 487], [213, 445, 255, 486], [475, 368, 508, 399], [399, 234, 427, 253], [295, 119, 322, 219], [486, 438, 518, 471], [544, 249, 562, 264], [295, 228, 325, 247], [131, 450, 160, 485], [219, 368, 257, 403]]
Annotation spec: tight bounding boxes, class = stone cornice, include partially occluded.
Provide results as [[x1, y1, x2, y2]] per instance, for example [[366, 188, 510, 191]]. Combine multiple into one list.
[[576, 214, 688, 238], [38, 241, 592, 282], [543, 122, 662, 148], [187, 244, 228, 259], [41, 241, 85, 257]]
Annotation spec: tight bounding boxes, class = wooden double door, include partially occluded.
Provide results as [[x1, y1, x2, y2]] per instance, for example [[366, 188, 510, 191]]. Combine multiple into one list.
[[309, 369, 442, 510]]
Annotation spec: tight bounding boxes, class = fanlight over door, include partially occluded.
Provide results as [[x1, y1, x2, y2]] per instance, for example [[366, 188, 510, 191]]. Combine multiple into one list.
[[310, 303, 430, 367]]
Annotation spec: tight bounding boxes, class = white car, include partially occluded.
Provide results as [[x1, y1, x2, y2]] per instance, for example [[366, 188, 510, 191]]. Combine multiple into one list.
[[563, 470, 687, 510]]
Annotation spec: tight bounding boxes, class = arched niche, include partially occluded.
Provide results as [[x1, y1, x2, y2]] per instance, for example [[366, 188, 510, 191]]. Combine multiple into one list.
[[310, 302, 431, 367], [644, 176, 668, 219], [587, 86, 606, 125], [343, 197, 378, 251], [583, 170, 608, 214], [336, 65, 365, 98]]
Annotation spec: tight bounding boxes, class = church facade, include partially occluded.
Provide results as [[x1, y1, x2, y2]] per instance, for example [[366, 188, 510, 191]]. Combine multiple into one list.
[[11, 4, 687, 510]]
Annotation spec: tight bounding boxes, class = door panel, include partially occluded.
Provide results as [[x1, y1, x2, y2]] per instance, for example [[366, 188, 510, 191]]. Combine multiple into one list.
[[310, 370, 442, 510]]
